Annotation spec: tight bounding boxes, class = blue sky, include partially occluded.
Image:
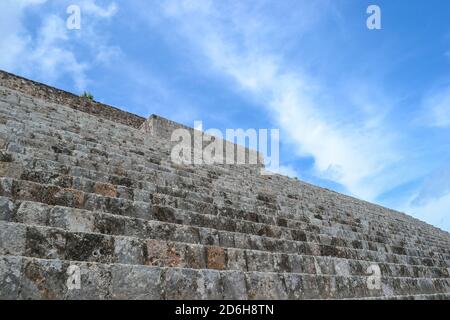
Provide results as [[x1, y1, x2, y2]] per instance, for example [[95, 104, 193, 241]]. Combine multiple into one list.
[[1, 0, 450, 232]]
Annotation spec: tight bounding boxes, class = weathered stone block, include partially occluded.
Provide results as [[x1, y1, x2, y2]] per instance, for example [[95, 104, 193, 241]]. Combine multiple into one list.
[[315, 256, 335, 275], [164, 268, 202, 300], [21, 258, 67, 300], [164, 268, 223, 300], [173, 225, 199, 244], [301, 256, 320, 274], [248, 235, 265, 251], [0, 137, 6, 149], [0, 177, 13, 197], [93, 182, 117, 198], [114, 236, 144, 265], [221, 271, 248, 300], [301, 274, 320, 299], [218, 231, 235, 247], [246, 251, 274, 272], [151, 205, 176, 223], [25, 226, 66, 260], [65, 262, 112, 300], [83, 193, 107, 212], [53, 188, 85, 208], [14, 201, 48, 225], [245, 272, 288, 300], [0, 222, 26, 255], [0, 161, 23, 180], [0, 256, 23, 299], [125, 218, 149, 238], [348, 258, 368, 276], [199, 228, 220, 246], [283, 273, 305, 300], [105, 197, 134, 218], [1, 73, 450, 301], [93, 213, 125, 235], [49, 206, 94, 233], [199, 270, 223, 299], [144, 239, 184, 268], [116, 185, 133, 200], [111, 264, 163, 300], [206, 246, 227, 270], [132, 189, 151, 202], [273, 253, 292, 273], [334, 276, 351, 299], [233, 233, 251, 250], [226, 248, 247, 271], [65, 233, 115, 264], [0, 196, 15, 221], [184, 244, 206, 269], [131, 201, 152, 220], [152, 222, 177, 241], [291, 229, 307, 242], [316, 276, 337, 299], [348, 276, 371, 298], [261, 237, 278, 252]]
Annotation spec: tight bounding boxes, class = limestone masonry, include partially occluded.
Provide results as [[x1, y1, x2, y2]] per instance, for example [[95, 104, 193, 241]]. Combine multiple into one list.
[[0, 70, 449, 300]]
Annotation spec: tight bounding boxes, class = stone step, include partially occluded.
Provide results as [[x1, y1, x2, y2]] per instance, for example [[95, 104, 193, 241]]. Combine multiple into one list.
[[5, 160, 450, 259], [3, 145, 448, 250], [1, 255, 448, 300], [2, 169, 449, 261], [0, 101, 446, 244], [212, 174, 450, 242], [0, 72, 450, 299], [0, 98, 256, 178], [0, 178, 450, 263], [1, 214, 449, 279], [1, 78, 450, 300], [1, 195, 449, 271], [2, 126, 446, 249], [351, 293, 450, 300], [0, 103, 444, 242]]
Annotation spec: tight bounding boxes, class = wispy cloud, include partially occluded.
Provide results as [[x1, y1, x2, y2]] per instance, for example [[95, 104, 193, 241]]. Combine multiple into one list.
[[79, 0, 118, 18], [1, 1, 448, 231], [137, 0, 402, 201], [411, 165, 450, 206], [0, 0, 119, 91], [403, 192, 450, 233], [421, 86, 450, 128]]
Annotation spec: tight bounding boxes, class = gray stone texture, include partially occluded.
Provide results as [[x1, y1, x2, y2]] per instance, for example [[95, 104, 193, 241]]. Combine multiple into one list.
[[0, 70, 449, 300]]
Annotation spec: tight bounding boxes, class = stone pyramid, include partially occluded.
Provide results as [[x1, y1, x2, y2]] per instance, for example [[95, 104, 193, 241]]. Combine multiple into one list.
[[0, 70, 449, 300]]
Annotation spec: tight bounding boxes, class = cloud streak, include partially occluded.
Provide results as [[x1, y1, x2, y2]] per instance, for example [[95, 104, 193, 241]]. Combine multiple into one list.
[[139, 0, 402, 201], [0, 0, 119, 91], [421, 86, 450, 128]]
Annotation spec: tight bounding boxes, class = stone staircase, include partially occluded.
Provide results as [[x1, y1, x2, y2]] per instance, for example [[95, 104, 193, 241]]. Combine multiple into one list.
[[0, 71, 449, 300]]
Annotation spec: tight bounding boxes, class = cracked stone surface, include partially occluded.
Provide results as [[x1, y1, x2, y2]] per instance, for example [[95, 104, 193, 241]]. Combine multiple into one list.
[[0, 70, 449, 300]]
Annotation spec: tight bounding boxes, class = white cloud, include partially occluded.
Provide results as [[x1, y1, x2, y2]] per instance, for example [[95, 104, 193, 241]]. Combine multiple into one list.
[[0, 0, 119, 91], [422, 86, 450, 127], [403, 192, 450, 233], [411, 165, 450, 205], [29, 14, 88, 90], [143, 1, 401, 201]]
